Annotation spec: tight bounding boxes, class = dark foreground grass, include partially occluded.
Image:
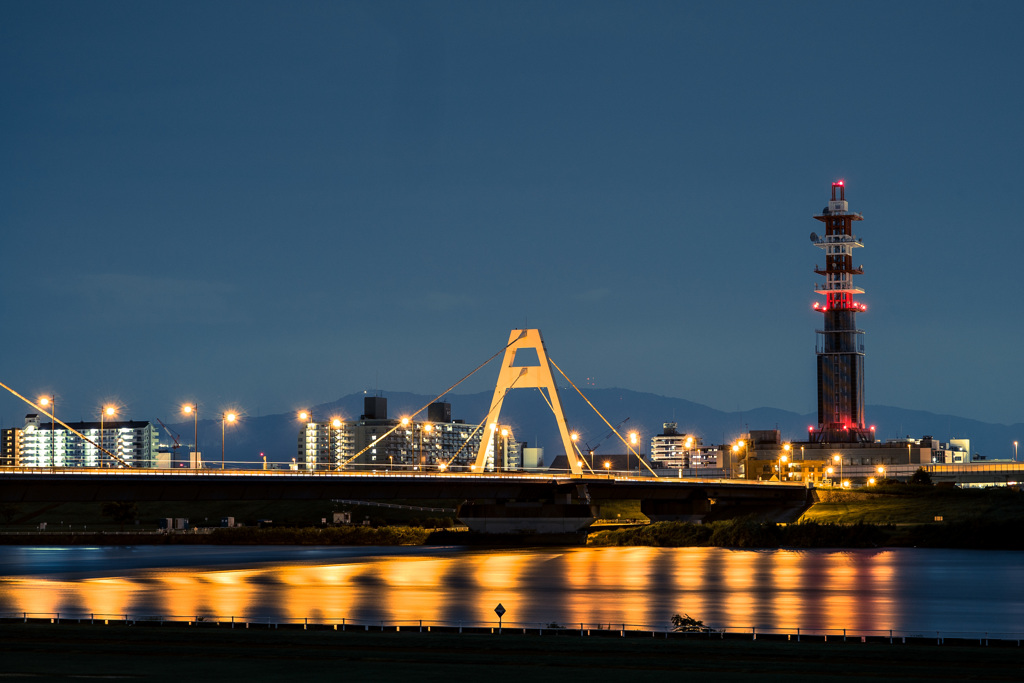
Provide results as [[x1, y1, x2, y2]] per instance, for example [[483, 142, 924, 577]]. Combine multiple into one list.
[[1, 623, 1021, 683]]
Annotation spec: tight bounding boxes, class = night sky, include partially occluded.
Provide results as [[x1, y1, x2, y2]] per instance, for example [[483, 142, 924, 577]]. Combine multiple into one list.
[[2, 1, 1022, 432]]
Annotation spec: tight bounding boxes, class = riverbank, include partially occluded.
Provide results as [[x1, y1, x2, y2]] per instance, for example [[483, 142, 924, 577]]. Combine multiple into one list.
[[0, 525, 431, 546], [1, 622, 1020, 682], [587, 517, 1024, 550]]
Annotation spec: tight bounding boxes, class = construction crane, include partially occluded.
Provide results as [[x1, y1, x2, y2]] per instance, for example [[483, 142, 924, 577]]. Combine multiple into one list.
[[585, 416, 630, 469], [156, 418, 182, 463]]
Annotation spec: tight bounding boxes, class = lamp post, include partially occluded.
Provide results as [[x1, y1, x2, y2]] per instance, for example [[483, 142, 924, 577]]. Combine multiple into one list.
[[39, 396, 55, 467], [628, 430, 640, 475], [826, 466, 834, 487], [401, 417, 411, 471], [221, 412, 237, 469], [779, 454, 788, 482], [331, 418, 342, 470], [499, 427, 509, 472], [100, 405, 116, 466], [833, 454, 842, 485], [182, 404, 198, 468], [1015, 441, 1018, 462], [424, 423, 433, 468], [782, 443, 792, 481], [298, 411, 315, 469]]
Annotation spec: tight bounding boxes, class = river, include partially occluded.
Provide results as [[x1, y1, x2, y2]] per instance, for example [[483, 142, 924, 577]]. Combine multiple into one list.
[[1, 545, 1022, 635]]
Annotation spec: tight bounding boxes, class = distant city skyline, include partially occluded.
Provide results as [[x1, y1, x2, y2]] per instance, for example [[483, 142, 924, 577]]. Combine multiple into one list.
[[2, 2, 1022, 430]]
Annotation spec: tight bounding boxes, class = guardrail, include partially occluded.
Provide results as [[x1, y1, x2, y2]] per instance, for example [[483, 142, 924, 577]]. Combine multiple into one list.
[[2, 611, 1021, 646]]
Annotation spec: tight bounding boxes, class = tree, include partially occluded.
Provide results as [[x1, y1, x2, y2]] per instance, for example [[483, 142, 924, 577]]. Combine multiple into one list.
[[671, 613, 712, 632], [910, 467, 933, 486], [100, 501, 138, 531]]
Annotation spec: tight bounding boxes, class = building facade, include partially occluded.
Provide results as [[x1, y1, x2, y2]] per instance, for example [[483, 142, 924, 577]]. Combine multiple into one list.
[[1, 427, 22, 466], [16, 414, 160, 468], [649, 422, 722, 472]]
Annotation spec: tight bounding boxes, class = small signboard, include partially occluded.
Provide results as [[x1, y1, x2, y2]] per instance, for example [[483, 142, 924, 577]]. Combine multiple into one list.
[[494, 603, 506, 633]]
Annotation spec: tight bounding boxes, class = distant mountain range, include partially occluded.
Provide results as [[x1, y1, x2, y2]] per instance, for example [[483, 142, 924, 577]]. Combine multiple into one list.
[[166, 389, 1022, 466]]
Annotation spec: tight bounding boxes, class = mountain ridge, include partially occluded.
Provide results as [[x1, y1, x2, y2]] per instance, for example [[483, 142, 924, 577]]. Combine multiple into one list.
[[168, 389, 1021, 466]]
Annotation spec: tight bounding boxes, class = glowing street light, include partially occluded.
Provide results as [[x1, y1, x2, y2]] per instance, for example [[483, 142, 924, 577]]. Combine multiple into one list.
[[39, 396, 55, 467], [221, 412, 237, 469], [628, 430, 639, 474], [779, 454, 788, 481], [1015, 441, 1019, 462], [833, 453, 842, 484], [297, 411, 315, 469], [100, 405, 116, 465], [331, 418, 342, 470], [183, 404, 198, 467], [826, 465, 834, 487], [868, 477, 876, 486], [499, 427, 508, 473]]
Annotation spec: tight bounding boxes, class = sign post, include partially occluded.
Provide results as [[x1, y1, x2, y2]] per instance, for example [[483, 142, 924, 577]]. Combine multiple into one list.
[[494, 603, 506, 634]]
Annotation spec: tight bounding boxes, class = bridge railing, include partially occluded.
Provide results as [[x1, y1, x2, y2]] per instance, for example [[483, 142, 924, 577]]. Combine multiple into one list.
[[2, 611, 1021, 645]]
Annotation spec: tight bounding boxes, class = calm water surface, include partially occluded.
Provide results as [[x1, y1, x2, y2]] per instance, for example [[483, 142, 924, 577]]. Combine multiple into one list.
[[1, 545, 1022, 634]]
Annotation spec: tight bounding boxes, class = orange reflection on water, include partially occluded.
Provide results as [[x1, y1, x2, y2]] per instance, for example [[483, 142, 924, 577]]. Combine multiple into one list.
[[558, 547, 662, 627], [0, 547, 963, 632], [770, 550, 807, 629]]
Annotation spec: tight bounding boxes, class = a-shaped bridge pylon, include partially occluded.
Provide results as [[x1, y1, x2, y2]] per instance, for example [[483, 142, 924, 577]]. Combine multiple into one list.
[[473, 329, 583, 475]]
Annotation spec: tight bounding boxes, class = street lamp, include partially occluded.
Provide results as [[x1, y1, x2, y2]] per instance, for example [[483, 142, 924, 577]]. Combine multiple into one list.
[[833, 453, 842, 485], [826, 466, 834, 487], [1015, 441, 1019, 462], [628, 430, 639, 475], [39, 396, 55, 467], [500, 427, 508, 472], [100, 405, 116, 466], [877, 465, 885, 481], [779, 454, 788, 481], [221, 412, 237, 469], [182, 404, 198, 468], [331, 418, 342, 470], [424, 423, 433, 468], [298, 411, 315, 468]]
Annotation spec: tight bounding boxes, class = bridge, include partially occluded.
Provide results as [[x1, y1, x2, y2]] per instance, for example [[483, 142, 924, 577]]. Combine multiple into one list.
[[0, 468, 812, 525]]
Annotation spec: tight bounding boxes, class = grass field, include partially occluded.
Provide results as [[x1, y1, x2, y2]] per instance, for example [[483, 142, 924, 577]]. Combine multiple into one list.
[[799, 486, 1024, 525], [1, 623, 1021, 683]]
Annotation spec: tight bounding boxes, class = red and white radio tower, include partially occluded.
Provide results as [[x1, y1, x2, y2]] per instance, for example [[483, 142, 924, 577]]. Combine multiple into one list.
[[810, 181, 872, 444]]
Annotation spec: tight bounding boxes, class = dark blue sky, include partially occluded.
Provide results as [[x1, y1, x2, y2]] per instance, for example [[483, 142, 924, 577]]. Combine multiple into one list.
[[2, 1, 1022, 432]]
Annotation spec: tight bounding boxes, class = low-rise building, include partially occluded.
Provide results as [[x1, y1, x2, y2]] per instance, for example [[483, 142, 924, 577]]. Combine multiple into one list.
[[296, 398, 521, 472], [649, 422, 722, 472]]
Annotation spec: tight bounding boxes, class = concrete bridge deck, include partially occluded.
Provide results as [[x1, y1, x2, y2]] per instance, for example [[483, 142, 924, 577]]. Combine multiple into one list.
[[0, 469, 812, 522]]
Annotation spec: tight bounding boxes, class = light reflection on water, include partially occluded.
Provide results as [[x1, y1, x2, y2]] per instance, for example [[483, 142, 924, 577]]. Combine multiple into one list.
[[1, 546, 1022, 633]]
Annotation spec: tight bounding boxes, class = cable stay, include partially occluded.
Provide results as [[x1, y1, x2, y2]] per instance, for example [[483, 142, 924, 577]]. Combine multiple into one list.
[[0, 380, 130, 467], [531, 386, 594, 475], [338, 335, 522, 469], [548, 359, 660, 478]]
